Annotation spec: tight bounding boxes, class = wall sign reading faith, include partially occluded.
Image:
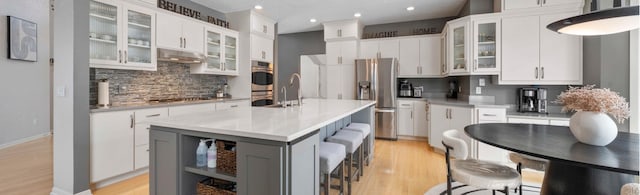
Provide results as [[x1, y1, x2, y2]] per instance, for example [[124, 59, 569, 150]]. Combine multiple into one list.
[[158, 0, 229, 28]]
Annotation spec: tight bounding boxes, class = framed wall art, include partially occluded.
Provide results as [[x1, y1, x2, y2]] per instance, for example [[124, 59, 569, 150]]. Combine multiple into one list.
[[7, 16, 37, 62]]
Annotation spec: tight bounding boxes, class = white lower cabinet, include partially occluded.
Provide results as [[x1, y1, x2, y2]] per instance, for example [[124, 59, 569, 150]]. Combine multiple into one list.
[[90, 110, 135, 183], [134, 145, 149, 170], [475, 108, 509, 164], [397, 101, 414, 136], [397, 100, 429, 137], [428, 104, 473, 151], [507, 117, 550, 125], [549, 119, 570, 126]]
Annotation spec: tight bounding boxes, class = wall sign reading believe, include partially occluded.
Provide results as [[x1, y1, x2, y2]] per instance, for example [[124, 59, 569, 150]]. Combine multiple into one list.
[[158, 0, 229, 28]]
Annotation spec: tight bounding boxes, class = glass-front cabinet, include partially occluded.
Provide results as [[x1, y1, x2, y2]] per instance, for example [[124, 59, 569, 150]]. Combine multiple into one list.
[[192, 27, 239, 75], [440, 29, 448, 76], [472, 18, 500, 74], [89, 0, 156, 71], [448, 20, 468, 74]]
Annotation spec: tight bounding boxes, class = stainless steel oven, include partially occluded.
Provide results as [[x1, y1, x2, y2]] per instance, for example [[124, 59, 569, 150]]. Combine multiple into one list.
[[251, 61, 274, 106]]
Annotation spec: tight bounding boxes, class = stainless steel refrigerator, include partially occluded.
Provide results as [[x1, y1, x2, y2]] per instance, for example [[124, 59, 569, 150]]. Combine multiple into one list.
[[355, 58, 398, 140]]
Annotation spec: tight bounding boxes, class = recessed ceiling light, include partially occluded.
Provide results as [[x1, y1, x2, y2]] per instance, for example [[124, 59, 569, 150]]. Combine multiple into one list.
[[310, 18, 317, 23], [407, 6, 415, 11], [354, 13, 362, 18], [254, 5, 263, 10]]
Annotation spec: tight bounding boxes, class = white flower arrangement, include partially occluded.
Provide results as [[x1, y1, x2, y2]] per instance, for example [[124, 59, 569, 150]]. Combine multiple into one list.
[[555, 85, 630, 123]]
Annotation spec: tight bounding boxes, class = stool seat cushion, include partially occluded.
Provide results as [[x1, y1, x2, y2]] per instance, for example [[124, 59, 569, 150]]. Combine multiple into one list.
[[343, 123, 371, 137], [319, 142, 346, 174], [326, 130, 363, 153], [509, 153, 548, 172], [451, 159, 521, 190]]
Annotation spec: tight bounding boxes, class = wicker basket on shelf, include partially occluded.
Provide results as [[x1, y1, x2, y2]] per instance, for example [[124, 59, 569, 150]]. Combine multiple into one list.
[[215, 140, 237, 175], [196, 178, 236, 195]]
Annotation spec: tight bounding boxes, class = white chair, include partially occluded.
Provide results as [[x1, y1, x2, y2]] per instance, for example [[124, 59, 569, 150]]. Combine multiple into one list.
[[319, 142, 346, 195], [621, 183, 640, 195], [509, 153, 548, 195], [342, 122, 372, 167], [326, 130, 364, 195], [442, 129, 521, 195]]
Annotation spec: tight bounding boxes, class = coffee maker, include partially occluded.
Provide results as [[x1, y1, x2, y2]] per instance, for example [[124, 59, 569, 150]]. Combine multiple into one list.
[[518, 88, 548, 113], [399, 80, 413, 97]]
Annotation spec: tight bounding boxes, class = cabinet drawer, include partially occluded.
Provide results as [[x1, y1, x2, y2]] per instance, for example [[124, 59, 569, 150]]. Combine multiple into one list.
[[549, 119, 570, 126], [398, 100, 413, 108], [477, 108, 506, 121], [508, 117, 549, 125], [134, 144, 149, 170], [135, 108, 168, 122], [216, 100, 250, 111]]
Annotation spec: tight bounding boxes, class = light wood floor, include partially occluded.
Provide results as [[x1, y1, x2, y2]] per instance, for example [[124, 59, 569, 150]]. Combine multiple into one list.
[[0, 137, 542, 195]]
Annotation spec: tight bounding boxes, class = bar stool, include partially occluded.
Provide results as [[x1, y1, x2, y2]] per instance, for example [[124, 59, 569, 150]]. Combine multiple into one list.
[[326, 130, 363, 195], [509, 153, 548, 195], [342, 123, 371, 168], [319, 142, 346, 195]]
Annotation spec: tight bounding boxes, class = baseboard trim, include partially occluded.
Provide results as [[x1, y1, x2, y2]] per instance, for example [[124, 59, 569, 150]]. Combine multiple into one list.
[[0, 132, 51, 150], [51, 187, 92, 195], [92, 168, 149, 189], [397, 135, 428, 141]]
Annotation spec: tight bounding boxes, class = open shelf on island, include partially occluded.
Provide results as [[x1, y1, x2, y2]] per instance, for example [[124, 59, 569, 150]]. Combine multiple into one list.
[[184, 166, 237, 182]]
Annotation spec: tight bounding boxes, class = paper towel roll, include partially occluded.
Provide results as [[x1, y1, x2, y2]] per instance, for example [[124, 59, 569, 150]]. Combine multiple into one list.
[[98, 80, 110, 107]]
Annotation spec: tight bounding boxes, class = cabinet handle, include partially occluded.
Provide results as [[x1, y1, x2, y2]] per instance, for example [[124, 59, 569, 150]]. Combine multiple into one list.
[[263, 25, 267, 34], [124, 51, 127, 64], [535, 67, 539, 79], [411, 111, 413, 119], [230, 105, 238, 108], [537, 0, 541, 5], [146, 114, 161, 118], [180, 37, 183, 48], [543, 0, 546, 4], [146, 149, 150, 152], [541, 67, 545, 79], [184, 38, 187, 48], [483, 114, 497, 117], [474, 59, 478, 71], [118, 50, 122, 63], [130, 115, 134, 128], [262, 51, 265, 59]]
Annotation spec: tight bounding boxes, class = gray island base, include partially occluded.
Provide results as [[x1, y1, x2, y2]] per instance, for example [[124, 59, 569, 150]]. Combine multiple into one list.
[[147, 99, 376, 195]]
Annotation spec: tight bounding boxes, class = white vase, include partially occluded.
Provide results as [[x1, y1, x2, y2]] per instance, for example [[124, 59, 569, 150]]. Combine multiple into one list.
[[569, 111, 618, 146]]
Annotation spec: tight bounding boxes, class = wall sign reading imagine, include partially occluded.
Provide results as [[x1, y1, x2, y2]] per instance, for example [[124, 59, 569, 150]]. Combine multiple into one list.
[[158, 0, 229, 28]]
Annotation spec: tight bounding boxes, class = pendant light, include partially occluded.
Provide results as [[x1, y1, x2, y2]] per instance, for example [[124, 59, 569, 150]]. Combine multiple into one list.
[[547, 0, 639, 36]]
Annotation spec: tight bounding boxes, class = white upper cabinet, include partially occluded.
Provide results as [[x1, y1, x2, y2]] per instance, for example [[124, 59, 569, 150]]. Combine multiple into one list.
[[250, 12, 275, 39], [326, 40, 358, 65], [538, 12, 582, 83], [323, 20, 363, 41], [358, 39, 399, 60], [156, 12, 204, 53], [251, 35, 274, 63], [502, 0, 583, 11], [398, 36, 441, 78], [472, 18, 500, 74], [191, 27, 239, 75], [90, 0, 156, 71], [500, 12, 582, 85], [359, 40, 379, 59], [440, 31, 449, 76], [448, 20, 470, 75], [399, 38, 420, 77]]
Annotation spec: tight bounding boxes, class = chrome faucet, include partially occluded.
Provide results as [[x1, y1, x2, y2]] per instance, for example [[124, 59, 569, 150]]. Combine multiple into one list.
[[280, 86, 287, 108], [289, 73, 302, 106]]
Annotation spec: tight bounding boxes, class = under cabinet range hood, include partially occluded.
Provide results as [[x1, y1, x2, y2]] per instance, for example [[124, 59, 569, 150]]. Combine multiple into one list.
[[157, 48, 205, 64]]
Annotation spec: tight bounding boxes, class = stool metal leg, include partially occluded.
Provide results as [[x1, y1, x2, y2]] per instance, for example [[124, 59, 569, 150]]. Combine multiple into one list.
[[347, 154, 353, 195], [359, 145, 364, 177], [364, 135, 370, 166], [339, 161, 344, 195], [324, 173, 330, 195]]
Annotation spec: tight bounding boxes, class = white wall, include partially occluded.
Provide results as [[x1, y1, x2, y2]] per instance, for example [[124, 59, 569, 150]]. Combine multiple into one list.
[[0, 0, 51, 147], [630, 29, 638, 133]]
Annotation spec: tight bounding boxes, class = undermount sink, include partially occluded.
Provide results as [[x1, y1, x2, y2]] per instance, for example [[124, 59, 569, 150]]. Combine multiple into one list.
[[264, 103, 294, 108]]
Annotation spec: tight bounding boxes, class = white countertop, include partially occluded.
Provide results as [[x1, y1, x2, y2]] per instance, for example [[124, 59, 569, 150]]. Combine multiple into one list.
[[399, 97, 511, 109], [144, 99, 376, 142], [91, 98, 250, 113]]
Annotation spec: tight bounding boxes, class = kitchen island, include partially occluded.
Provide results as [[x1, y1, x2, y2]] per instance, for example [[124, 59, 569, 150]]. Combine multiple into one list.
[[146, 99, 376, 195]]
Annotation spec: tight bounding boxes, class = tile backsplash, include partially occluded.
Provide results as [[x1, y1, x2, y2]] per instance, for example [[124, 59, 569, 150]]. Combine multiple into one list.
[[90, 62, 226, 105]]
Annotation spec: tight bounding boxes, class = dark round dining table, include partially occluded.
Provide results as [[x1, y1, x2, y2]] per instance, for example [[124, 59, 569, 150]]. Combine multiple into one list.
[[465, 123, 639, 195]]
